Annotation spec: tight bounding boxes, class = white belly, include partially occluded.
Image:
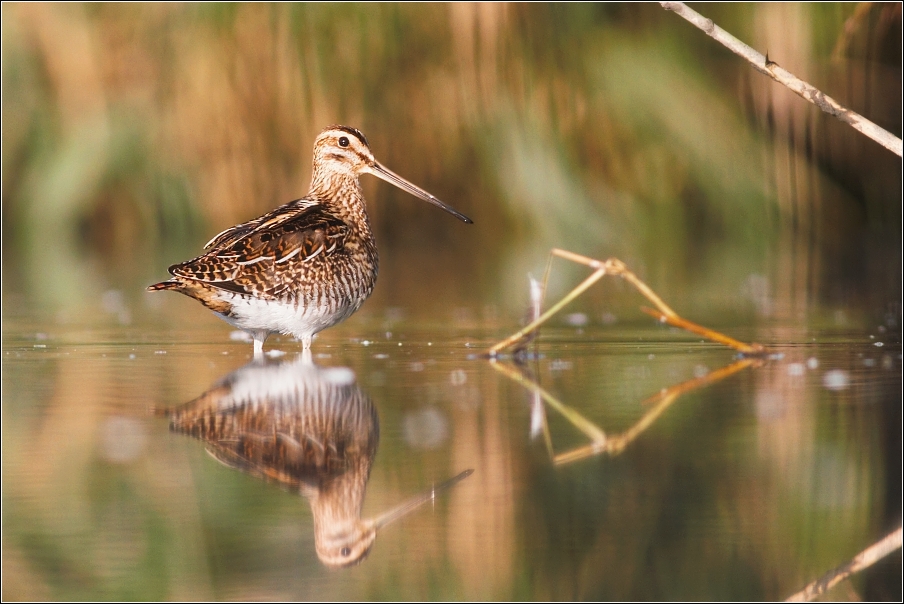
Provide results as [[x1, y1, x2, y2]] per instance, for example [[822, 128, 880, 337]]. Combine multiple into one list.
[[218, 293, 364, 341]]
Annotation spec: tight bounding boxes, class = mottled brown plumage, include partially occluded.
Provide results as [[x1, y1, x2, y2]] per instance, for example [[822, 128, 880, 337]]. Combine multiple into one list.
[[164, 355, 472, 568], [166, 356, 379, 567], [149, 125, 472, 354]]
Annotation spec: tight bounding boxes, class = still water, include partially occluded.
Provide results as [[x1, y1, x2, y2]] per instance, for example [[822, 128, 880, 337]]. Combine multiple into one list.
[[3, 3, 900, 600], [2, 304, 899, 600]]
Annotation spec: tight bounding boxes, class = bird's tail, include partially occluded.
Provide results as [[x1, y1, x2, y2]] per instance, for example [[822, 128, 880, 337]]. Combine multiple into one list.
[[147, 280, 181, 292], [146, 279, 231, 315]]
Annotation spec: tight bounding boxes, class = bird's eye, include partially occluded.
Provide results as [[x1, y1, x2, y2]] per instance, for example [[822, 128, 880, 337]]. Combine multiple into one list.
[[341, 547, 351, 557], [338, 136, 349, 148]]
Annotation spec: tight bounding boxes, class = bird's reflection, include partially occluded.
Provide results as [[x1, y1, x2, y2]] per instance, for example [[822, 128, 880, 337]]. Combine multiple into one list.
[[165, 354, 471, 568]]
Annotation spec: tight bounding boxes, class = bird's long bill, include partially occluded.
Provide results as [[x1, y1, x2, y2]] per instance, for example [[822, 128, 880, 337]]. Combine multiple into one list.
[[369, 162, 473, 224], [371, 469, 474, 531]]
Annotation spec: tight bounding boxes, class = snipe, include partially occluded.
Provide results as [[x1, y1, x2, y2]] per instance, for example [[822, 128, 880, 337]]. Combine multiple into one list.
[[149, 125, 472, 353], [164, 355, 472, 568]]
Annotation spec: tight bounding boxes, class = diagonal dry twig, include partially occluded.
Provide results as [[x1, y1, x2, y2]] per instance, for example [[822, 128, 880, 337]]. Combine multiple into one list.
[[785, 526, 903, 601], [660, 2, 902, 157], [492, 356, 760, 466], [489, 248, 765, 356]]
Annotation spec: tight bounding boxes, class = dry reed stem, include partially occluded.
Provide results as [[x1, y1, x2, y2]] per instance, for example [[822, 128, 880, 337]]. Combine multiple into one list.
[[553, 358, 757, 465], [490, 360, 607, 446], [660, 2, 903, 157], [639, 307, 764, 354], [785, 526, 903, 602], [489, 248, 764, 355], [489, 265, 607, 354], [491, 357, 758, 466], [831, 2, 877, 63]]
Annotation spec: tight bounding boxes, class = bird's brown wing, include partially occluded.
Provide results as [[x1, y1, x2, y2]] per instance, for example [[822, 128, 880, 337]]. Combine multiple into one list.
[[169, 203, 349, 300], [201, 198, 306, 249]]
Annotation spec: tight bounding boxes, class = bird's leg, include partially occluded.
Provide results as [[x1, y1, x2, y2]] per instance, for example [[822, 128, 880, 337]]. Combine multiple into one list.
[[301, 335, 313, 350], [252, 334, 265, 358], [300, 347, 313, 365]]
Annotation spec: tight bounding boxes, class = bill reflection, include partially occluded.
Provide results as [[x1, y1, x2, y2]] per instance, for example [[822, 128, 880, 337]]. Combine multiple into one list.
[[163, 354, 471, 568]]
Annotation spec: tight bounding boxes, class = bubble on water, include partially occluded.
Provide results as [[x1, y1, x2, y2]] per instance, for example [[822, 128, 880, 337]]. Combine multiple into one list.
[[266, 350, 286, 358], [823, 370, 850, 391], [807, 358, 819, 369], [786, 363, 805, 376], [565, 312, 588, 327], [874, 342, 884, 347], [450, 369, 467, 385], [230, 331, 252, 342], [374, 353, 389, 360], [693, 364, 709, 378], [322, 367, 356, 386], [403, 407, 449, 450]]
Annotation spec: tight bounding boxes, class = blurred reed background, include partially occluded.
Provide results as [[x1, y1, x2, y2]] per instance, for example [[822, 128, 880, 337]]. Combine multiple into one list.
[[2, 5, 902, 601], [2, 3, 900, 327]]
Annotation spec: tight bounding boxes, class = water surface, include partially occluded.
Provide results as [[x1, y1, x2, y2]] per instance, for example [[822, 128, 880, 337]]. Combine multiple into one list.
[[3, 310, 899, 600]]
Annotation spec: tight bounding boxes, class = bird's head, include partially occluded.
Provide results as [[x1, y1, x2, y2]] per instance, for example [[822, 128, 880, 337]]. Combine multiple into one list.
[[311, 125, 472, 224]]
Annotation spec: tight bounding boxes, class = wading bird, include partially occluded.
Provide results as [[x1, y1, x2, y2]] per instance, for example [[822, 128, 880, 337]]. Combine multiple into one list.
[[149, 125, 472, 354]]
